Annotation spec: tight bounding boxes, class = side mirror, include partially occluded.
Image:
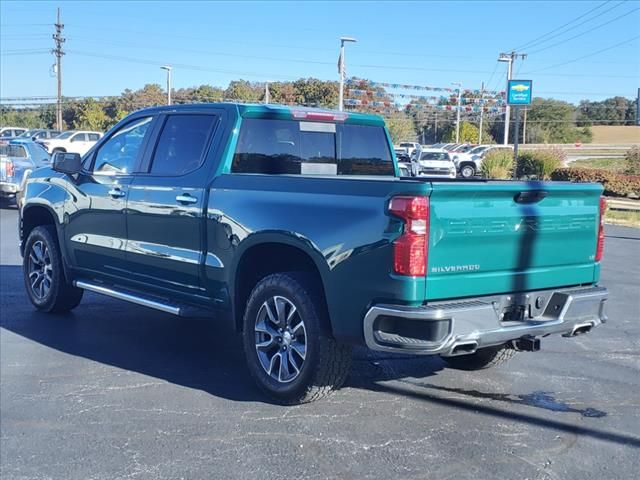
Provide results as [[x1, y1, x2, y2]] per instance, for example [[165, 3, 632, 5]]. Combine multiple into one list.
[[52, 152, 82, 175]]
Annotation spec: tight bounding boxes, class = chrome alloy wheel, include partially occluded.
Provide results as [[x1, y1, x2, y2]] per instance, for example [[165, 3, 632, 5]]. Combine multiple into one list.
[[27, 240, 53, 300], [255, 295, 307, 383]]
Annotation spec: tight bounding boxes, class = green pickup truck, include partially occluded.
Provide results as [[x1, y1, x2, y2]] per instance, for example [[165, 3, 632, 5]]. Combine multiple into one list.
[[19, 103, 608, 404]]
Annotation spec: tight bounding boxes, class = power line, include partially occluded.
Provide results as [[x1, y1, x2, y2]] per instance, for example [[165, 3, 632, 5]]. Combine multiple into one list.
[[524, 34, 640, 73], [529, 6, 640, 55], [513, 1, 625, 51], [67, 50, 301, 80]]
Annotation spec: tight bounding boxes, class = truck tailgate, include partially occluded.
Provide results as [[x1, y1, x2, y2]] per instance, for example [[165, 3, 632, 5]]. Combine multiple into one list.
[[426, 181, 603, 300]]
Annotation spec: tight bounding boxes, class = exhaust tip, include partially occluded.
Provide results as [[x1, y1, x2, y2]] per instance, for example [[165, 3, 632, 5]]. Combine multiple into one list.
[[572, 324, 593, 336], [450, 342, 478, 356]]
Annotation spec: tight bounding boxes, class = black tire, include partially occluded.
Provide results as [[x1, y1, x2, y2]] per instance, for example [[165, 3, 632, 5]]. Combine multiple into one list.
[[460, 164, 476, 178], [442, 344, 516, 371], [23, 225, 83, 313], [242, 272, 352, 404]]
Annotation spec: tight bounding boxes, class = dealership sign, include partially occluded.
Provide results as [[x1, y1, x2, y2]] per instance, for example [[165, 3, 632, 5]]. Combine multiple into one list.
[[507, 80, 532, 105]]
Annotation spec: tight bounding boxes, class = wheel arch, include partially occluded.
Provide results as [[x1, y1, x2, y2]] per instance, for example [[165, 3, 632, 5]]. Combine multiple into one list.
[[231, 235, 331, 335], [20, 203, 71, 281]]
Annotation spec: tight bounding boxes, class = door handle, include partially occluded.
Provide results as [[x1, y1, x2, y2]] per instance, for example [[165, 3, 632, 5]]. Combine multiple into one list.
[[108, 188, 126, 198], [515, 190, 547, 204], [176, 194, 198, 204]]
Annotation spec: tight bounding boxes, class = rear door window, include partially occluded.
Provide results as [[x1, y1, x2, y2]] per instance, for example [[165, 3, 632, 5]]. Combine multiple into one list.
[[88, 133, 100, 141], [148, 114, 217, 176], [232, 118, 394, 176]]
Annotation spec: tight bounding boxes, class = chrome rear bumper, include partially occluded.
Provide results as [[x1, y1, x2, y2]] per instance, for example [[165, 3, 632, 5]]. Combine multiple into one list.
[[363, 286, 608, 356]]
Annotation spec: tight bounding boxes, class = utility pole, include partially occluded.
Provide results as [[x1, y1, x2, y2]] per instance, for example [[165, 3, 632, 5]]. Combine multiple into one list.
[[478, 82, 485, 145], [160, 65, 172, 105], [52, 8, 65, 131], [434, 111, 438, 142], [498, 51, 527, 145], [337, 36, 356, 111], [636, 88, 639, 126], [264, 82, 270, 104], [452, 82, 462, 142]]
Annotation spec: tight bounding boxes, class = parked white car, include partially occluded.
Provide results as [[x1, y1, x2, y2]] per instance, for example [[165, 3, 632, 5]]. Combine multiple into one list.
[[415, 148, 457, 178], [0, 127, 28, 141], [39, 130, 103, 156], [399, 142, 420, 158]]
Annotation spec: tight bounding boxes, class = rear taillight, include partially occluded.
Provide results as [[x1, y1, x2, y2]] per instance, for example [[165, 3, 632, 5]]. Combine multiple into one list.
[[595, 196, 606, 262], [6, 160, 15, 178], [389, 196, 429, 276]]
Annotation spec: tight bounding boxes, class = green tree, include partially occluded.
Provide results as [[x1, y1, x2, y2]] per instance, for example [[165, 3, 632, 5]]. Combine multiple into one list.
[[524, 98, 592, 143], [269, 82, 297, 104], [224, 80, 261, 102], [73, 98, 108, 131], [293, 78, 339, 108], [442, 121, 479, 143], [192, 84, 223, 103], [385, 112, 416, 144], [120, 84, 166, 111]]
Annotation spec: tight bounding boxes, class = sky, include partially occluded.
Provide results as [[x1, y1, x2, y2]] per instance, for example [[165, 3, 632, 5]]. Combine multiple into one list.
[[1, 0, 639, 105]]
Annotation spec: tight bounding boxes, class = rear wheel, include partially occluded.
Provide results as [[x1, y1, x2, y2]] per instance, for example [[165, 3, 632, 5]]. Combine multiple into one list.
[[442, 345, 516, 370], [460, 164, 476, 178], [242, 272, 351, 404], [23, 225, 83, 313]]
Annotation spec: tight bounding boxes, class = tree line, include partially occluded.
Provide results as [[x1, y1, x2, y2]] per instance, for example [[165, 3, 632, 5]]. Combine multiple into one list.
[[1, 77, 636, 144]]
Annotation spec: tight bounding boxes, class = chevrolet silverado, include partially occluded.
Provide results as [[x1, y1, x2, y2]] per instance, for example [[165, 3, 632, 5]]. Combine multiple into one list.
[[19, 103, 608, 404]]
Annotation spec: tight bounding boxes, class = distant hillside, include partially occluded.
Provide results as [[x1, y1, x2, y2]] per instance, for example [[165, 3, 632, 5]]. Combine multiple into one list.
[[590, 126, 640, 144]]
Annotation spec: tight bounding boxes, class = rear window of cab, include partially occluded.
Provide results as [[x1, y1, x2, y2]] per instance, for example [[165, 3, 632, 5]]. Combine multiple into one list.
[[232, 118, 394, 176]]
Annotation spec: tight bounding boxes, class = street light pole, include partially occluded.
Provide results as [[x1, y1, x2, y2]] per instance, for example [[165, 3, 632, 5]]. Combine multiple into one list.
[[338, 36, 357, 111], [498, 51, 527, 145], [478, 81, 485, 145], [452, 82, 462, 143], [161, 65, 172, 105]]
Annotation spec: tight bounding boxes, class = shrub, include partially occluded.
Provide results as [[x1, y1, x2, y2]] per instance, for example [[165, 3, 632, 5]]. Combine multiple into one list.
[[481, 150, 514, 179], [624, 145, 640, 175], [517, 148, 564, 179], [551, 168, 640, 198]]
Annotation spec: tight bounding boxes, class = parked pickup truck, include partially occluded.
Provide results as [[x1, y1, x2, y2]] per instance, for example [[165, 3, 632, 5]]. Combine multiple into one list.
[[19, 103, 608, 404]]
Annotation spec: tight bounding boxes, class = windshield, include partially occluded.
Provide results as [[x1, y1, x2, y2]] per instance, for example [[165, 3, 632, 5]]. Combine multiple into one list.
[[56, 131, 74, 139], [420, 152, 450, 161], [25, 143, 50, 163], [18, 130, 38, 138], [468, 146, 488, 154]]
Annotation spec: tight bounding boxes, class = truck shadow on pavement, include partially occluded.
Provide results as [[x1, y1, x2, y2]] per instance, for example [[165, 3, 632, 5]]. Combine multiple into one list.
[[0, 265, 443, 405], [2, 263, 638, 448]]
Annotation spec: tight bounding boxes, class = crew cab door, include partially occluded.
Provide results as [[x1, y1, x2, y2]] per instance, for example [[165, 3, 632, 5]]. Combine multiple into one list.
[[125, 111, 221, 301], [63, 116, 156, 278], [68, 133, 90, 155]]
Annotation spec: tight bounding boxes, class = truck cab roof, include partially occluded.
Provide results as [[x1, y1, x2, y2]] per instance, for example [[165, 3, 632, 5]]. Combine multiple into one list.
[[133, 102, 386, 127]]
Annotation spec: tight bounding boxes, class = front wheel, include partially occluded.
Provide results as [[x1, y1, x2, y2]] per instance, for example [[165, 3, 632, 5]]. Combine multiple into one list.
[[442, 345, 516, 370], [23, 225, 84, 313], [460, 164, 476, 178], [242, 272, 351, 404]]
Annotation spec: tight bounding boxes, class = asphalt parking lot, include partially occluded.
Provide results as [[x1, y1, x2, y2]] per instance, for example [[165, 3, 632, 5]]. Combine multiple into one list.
[[1, 205, 639, 480]]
